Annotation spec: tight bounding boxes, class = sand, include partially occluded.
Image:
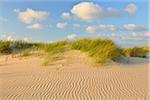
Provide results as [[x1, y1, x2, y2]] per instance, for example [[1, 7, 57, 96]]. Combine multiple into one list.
[[0, 51, 149, 100]]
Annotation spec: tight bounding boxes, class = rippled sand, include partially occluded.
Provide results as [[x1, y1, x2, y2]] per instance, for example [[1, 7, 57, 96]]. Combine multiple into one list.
[[0, 51, 149, 100]]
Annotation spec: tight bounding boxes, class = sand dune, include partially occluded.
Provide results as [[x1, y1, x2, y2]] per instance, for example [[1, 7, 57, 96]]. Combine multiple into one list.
[[0, 51, 149, 100]]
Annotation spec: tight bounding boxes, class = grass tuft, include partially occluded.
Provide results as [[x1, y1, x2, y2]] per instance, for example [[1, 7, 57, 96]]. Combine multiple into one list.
[[20, 49, 31, 57], [41, 40, 69, 66], [71, 39, 121, 64]]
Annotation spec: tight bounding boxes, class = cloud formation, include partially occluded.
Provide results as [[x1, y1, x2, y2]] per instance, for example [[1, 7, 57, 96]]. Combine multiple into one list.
[[143, 32, 150, 38], [86, 25, 117, 33], [70, 2, 137, 22], [13, 8, 20, 13], [131, 31, 150, 38], [56, 22, 67, 29], [71, 2, 103, 21], [86, 26, 97, 33], [61, 12, 71, 19], [124, 24, 137, 30], [125, 3, 137, 16], [27, 23, 44, 30], [122, 32, 149, 42], [16, 8, 49, 24], [123, 24, 147, 32]]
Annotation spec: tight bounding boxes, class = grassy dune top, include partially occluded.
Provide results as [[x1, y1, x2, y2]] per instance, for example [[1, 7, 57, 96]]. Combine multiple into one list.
[[0, 39, 149, 65]]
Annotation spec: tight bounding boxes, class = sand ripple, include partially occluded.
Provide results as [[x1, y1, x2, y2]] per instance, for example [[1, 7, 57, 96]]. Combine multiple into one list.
[[0, 51, 149, 100]]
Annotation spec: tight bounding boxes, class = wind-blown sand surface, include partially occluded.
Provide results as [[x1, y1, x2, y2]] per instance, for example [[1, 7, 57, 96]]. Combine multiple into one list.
[[0, 51, 149, 100]]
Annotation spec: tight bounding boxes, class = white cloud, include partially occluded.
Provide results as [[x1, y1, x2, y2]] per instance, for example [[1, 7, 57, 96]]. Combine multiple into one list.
[[86, 24, 117, 33], [6, 36, 15, 41], [98, 31, 149, 47], [61, 12, 71, 19], [17, 8, 49, 24], [123, 24, 147, 32], [67, 34, 77, 40], [111, 33, 116, 37], [131, 32, 150, 38], [123, 31, 150, 43], [144, 32, 150, 37], [103, 25, 117, 32], [27, 23, 44, 30], [124, 24, 137, 30], [97, 33, 119, 41], [13, 8, 20, 13], [125, 3, 137, 16], [70, 2, 136, 22], [131, 32, 137, 37], [56, 22, 67, 29], [71, 2, 104, 21], [23, 37, 31, 42], [86, 26, 97, 33]]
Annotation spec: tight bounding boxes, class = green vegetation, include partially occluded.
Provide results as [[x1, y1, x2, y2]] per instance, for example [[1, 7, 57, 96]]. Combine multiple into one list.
[[71, 39, 121, 64], [41, 41, 69, 66], [0, 41, 12, 54], [121, 47, 148, 58], [42, 53, 63, 66], [42, 40, 69, 53], [41, 39, 121, 65], [0, 40, 40, 54], [0, 39, 149, 65], [143, 46, 150, 51], [20, 49, 31, 57]]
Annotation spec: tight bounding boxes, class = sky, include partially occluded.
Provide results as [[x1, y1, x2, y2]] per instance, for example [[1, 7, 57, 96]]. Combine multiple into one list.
[[0, 0, 149, 47]]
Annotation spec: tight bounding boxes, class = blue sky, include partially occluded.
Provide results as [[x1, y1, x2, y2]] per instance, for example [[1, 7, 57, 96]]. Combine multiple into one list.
[[0, 0, 149, 47]]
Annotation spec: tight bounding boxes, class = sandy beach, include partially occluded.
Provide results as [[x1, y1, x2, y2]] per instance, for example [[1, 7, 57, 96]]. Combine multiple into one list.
[[0, 51, 149, 100], [0, 0, 149, 99]]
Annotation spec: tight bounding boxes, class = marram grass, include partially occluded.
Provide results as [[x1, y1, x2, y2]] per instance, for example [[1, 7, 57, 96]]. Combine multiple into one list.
[[0, 39, 148, 65], [71, 39, 121, 64]]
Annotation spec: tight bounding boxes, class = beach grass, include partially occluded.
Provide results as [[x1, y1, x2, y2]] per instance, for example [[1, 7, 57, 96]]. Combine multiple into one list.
[[20, 49, 31, 57], [0, 39, 149, 65], [0, 41, 12, 54], [71, 39, 121, 64], [41, 40, 69, 66], [121, 47, 147, 58]]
